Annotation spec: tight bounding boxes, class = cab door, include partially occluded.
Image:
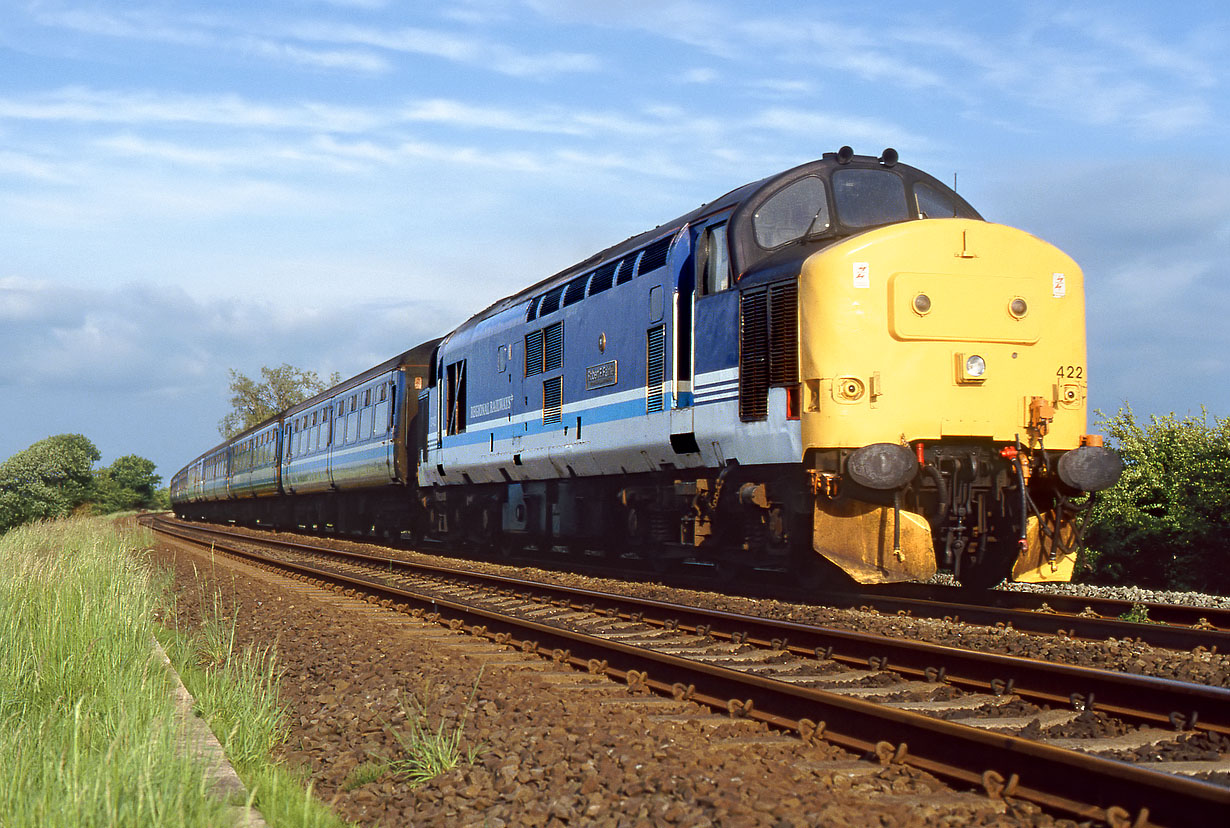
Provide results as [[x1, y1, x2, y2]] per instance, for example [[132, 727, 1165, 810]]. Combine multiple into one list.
[[671, 212, 734, 452], [668, 225, 695, 443]]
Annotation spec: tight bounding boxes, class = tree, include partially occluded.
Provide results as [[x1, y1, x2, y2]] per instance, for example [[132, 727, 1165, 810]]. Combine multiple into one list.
[[92, 455, 163, 514], [1081, 406, 1230, 592], [0, 434, 101, 531], [218, 364, 342, 438]]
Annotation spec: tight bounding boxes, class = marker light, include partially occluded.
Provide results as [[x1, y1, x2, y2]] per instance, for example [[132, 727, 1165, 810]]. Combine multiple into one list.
[[965, 354, 986, 377], [913, 293, 932, 315], [1009, 297, 1028, 318]]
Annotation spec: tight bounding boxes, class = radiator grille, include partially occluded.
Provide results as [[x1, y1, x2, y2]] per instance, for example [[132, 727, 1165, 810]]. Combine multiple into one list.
[[543, 321, 563, 372], [739, 291, 769, 421], [543, 376, 562, 424], [646, 325, 665, 413], [769, 282, 799, 384], [524, 328, 543, 376]]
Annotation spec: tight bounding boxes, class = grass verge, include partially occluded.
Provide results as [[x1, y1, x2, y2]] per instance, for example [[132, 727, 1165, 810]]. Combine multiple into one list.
[[0, 516, 351, 828]]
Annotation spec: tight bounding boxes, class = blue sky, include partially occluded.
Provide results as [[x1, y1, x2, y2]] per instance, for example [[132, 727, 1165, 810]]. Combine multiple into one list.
[[1, 0, 1227, 481]]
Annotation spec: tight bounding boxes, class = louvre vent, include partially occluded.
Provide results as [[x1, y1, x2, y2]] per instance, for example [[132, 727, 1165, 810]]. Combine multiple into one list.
[[525, 329, 544, 376], [768, 282, 799, 384], [539, 286, 564, 317], [646, 325, 666, 413], [739, 291, 769, 421], [543, 376, 562, 424], [588, 262, 615, 295], [637, 237, 671, 275], [616, 255, 637, 285], [563, 275, 587, 307], [543, 322, 563, 372]]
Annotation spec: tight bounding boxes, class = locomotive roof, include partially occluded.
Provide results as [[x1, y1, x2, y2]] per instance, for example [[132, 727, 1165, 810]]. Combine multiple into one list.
[[452, 149, 979, 338]]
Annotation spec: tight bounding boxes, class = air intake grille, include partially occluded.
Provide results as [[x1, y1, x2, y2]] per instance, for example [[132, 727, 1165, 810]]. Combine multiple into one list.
[[616, 256, 636, 285], [646, 325, 665, 413], [769, 282, 798, 384], [588, 262, 615, 295], [525, 329, 543, 376], [543, 321, 563, 372], [638, 237, 671, 274], [543, 376, 562, 424], [739, 291, 769, 421], [563, 276, 587, 307]]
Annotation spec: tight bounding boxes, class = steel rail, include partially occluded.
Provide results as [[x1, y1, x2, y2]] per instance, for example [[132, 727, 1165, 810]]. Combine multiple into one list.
[[152, 518, 1230, 736], [825, 583, 1230, 652], [152, 517, 1230, 826]]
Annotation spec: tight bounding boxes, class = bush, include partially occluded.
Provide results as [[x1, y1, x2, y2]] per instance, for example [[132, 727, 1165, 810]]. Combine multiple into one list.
[[1082, 406, 1230, 593], [0, 437, 163, 533], [0, 434, 100, 532]]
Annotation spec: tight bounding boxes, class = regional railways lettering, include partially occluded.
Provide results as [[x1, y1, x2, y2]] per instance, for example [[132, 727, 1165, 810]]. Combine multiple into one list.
[[470, 395, 514, 419]]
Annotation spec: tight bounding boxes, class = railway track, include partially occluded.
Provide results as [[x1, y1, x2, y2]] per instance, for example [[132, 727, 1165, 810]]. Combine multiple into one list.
[[815, 583, 1230, 654], [147, 516, 1230, 826]]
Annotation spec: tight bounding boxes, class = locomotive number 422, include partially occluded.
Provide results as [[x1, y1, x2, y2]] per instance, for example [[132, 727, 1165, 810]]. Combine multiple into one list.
[[1057, 365, 1084, 379]]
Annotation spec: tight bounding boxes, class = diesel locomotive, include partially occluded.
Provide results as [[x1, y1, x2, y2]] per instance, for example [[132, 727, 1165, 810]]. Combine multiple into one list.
[[171, 148, 1122, 588]]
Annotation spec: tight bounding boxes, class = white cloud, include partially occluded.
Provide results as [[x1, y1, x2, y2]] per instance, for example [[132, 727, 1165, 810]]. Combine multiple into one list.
[[400, 99, 589, 135], [0, 150, 68, 182], [751, 108, 925, 150], [0, 87, 383, 133], [898, 12, 1221, 138], [0, 278, 450, 471], [32, 6, 215, 47], [285, 20, 601, 77], [31, 3, 597, 78], [238, 36, 392, 74], [680, 67, 719, 85]]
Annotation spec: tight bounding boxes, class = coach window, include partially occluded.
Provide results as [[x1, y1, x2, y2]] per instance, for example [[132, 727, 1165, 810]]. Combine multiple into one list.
[[359, 397, 372, 439], [698, 223, 730, 296], [374, 385, 390, 435]]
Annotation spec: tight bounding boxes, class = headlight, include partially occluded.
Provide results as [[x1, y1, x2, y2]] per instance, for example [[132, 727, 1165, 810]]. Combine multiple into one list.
[[1009, 297, 1028, 318], [965, 354, 986, 377]]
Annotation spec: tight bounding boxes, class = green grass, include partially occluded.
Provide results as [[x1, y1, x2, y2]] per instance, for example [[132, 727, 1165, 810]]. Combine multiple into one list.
[[0, 516, 232, 827], [385, 673, 486, 787], [341, 761, 389, 791], [1119, 603, 1153, 624], [0, 516, 351, 828]]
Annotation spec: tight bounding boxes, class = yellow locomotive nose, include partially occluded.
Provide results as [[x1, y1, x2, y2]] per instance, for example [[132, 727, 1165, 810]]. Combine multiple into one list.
[[798, 219, 1094, 584]]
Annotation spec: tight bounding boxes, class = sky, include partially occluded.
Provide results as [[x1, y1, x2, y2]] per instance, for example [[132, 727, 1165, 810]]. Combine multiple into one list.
[[1, 0, 1228, 481]]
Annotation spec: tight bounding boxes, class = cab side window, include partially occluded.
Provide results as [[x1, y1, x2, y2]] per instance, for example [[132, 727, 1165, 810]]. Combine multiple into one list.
[[698, 223, 730, 296]]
